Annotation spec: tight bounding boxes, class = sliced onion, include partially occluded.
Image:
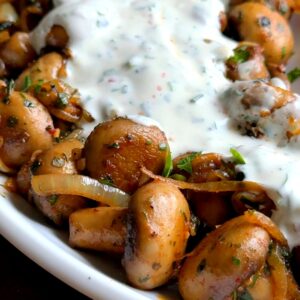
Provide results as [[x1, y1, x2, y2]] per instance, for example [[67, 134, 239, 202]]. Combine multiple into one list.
[[267, 246, 288, 300], [82, 109, 95, 122], [49, 107, 82, 123], [0, 157, 16, 174], [243, 210, 287, 246], [65, 129, 83, 140], [0, 3, 18, 23], [141, 167, 265, 193], [31, 174, 130, 207]]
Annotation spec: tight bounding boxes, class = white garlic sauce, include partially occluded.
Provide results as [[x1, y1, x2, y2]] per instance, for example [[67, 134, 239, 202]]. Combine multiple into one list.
[[31, 0, 300, 247]]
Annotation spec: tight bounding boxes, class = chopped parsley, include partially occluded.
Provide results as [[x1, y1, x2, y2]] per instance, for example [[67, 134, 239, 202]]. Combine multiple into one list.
[[3, 79, 15, 104], [263, 263, 271, 276], [279, 3, 288, 15], [228, 48, 250, 64], [49, 194, 58, 205], [162, 146, 173, 177], [231, 256, 241, 266], [177, 152, 201, 174], [55, 92, 69, 108], [107, 142, 120, 149], [138, 275, 150, 283], [7, 79, 15, 94], [248, 274, 260, 288], [279, 246, 291, 266], [22, 76, 32, 92], [288, 68, 300, 83], [281, 46, 287, 59], [190, 94, 204, 103], [0, 21, 13, 32], [232, 289, 253, 300], [170, 173, 187, 181], [167, 81, 174, 91], [51, 156, 66, 168], [99, 176, 115, 187], [230, 148, 246, 165], [23, 98, 35, 108], [34, 79, 44, 94]]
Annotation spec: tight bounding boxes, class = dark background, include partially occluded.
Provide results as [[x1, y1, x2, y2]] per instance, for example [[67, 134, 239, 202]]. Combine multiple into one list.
[[0, 235, 90, 300]]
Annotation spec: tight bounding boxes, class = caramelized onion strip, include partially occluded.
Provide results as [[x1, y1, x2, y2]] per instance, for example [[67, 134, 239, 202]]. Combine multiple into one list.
[[141, 166, 265, 193], [31, 174, 130, 207]]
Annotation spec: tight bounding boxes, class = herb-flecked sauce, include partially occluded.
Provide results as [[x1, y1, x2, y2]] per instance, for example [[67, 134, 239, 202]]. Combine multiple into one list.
[[31, 0, 300, 247]]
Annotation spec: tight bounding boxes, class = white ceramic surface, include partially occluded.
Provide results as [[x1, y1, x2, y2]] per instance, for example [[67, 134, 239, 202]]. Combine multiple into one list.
[[0, 175, 178, 300], [0, 13, 299, 300]]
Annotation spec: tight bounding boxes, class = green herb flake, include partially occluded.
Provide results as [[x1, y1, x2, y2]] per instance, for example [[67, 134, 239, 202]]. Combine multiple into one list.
[[279, 246, 291, 266], [23, 98, 35, 108], [170, 173, 187, 181], [190, 94, 204, 103], [230, 148, 246, 165], [7, 79, 15, 93], [228, 47, 250, 64], [288, 68, 300, 83], [167, 81, 174, 91], [232, 256, 241, 266], [49, 194, 58, 206], [248, 274, 260, 288], [232, 290, 237, 300], [0, 21, 13, 32], [177, 152, 201, 174], [145, 139, 153, 145], [263, 263, 271, 276], [138, 275, 150, 283], [99, 176, 115, 187], [55, 92, 69, 108], [162, 146, 173, 177], [279, 4, 288, 15], [3, 79, 15, 104], [6, 115, 18, 128], [281, 46, 287, 59], [22, 76, 32, 92], [51, 156, 66, 168], [34, 79, 44, 94], [108, 142, 120, 149], [236, 289, 253, 300]]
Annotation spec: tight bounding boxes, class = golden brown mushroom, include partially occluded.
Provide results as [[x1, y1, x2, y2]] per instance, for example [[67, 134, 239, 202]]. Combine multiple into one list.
[[228, 2, 294, 65], [0, 80, 53, 170], [29, 138, 86, 225], [84, 117, 168, 194], [179, 211, 300, 300], [123, 180, 190, 289]]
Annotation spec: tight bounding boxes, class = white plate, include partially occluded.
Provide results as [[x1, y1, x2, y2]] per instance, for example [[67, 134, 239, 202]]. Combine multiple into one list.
[[0, 13, 300, 300], [0, 176, 178, 300]]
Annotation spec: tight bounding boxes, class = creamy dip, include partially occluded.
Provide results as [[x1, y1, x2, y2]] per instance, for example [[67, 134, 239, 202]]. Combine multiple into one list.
[[31, 0, 300, 247]]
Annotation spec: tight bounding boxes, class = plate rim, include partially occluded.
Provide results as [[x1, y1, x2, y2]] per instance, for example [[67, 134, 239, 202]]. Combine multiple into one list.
[[0, 189, 153, 300]]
